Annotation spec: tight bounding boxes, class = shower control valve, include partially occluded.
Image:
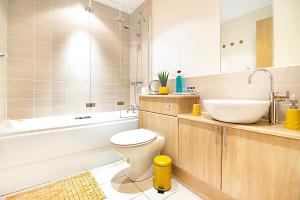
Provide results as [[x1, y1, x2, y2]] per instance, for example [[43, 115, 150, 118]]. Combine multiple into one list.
[[166, 104, 171, 111]]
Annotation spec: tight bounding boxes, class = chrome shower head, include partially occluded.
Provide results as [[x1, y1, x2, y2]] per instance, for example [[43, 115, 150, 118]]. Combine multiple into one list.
[[85, 0, 93, 13]]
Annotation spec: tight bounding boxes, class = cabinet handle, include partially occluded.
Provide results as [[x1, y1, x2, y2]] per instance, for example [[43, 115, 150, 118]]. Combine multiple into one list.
[[223, 127, 227, 146]]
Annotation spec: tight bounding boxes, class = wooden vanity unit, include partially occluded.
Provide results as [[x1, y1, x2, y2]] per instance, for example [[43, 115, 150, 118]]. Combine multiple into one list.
[[139, 95, 200, 166], [176, 114, 300, 200], [139, 95, 300, 200]]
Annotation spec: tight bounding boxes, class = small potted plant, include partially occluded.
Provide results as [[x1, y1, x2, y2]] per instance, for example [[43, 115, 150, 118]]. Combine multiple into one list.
[[158, 71, 169, 95]]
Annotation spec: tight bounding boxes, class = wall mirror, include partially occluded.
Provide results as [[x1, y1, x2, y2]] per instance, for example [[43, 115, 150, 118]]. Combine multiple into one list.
[[221, 0, 300, 73]]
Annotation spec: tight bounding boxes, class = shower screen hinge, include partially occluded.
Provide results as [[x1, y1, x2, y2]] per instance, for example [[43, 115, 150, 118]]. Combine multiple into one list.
[[86, 103, 96, 108], [0, 48, 6, 57], [117, 101, 125, 106]]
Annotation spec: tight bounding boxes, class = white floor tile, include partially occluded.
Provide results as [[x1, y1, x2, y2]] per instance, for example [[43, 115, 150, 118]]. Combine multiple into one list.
[[134, 177, 182, 200], [132, 194, 150, 200], [114, 159, 130, 171], [100, 176, 142, 200], [91, 162, 126, 185], [165, 188, 203, 200]]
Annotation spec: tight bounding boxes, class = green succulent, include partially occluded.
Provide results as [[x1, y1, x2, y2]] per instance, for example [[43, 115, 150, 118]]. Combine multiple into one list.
[[158, 71, 169, 87]]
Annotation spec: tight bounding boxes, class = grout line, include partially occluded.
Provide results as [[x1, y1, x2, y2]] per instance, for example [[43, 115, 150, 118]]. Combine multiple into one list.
[[132, 194, 150, 200], [112, 160, 151, 199], [33, 0, 36, 118], [98, 173, 127, 186], [163, 187, 184, 200]]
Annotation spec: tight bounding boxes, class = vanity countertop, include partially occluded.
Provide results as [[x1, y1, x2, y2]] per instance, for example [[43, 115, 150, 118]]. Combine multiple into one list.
[[178, 113, 300, 140], [140, 94, 200, 99]]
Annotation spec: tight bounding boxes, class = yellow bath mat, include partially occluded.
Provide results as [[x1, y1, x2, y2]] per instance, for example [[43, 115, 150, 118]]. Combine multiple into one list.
[[5, 172, 106, 200]]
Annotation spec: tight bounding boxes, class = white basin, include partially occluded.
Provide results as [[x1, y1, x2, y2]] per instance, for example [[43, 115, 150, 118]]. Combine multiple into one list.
[[203, 99, 270, 124]]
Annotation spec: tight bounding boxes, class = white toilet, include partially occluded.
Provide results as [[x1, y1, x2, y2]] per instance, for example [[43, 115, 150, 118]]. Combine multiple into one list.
[[111, 129, 165, 182]]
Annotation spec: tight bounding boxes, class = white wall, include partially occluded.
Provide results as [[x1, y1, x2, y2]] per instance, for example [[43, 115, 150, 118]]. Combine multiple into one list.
[[151, 0, 220, 79], [273, 0, 300, 67], [221, 0, 272, 22], [221, 6, 272, 72]]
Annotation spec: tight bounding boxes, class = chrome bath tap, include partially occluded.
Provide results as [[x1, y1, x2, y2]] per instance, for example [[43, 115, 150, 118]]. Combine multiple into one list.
[[248, 69, 289, 124], [127, 105, 139, 114]]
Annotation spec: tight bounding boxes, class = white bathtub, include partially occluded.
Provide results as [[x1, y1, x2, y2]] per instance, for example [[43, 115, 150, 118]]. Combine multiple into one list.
[[0, 111, 138, 196]]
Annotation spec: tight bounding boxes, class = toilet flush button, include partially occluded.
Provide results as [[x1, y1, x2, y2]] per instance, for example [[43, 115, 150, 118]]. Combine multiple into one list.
[[166, 104, 171, 111]]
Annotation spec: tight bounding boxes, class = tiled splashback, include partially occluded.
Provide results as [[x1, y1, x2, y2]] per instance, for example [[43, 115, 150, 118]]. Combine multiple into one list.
[[6, 0, 130, 119], [0, 0, 7, 120], [169, 65, 300, 122]]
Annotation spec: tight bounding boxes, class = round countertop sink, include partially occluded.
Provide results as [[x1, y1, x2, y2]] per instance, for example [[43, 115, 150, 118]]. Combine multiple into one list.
[[203, 99, 270, 124]]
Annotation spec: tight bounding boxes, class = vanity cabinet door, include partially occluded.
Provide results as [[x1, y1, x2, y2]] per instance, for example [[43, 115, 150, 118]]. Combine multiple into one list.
[[222, 127, 300, 200], [179, 119, 222, 189], [139, 111, 179, 166]]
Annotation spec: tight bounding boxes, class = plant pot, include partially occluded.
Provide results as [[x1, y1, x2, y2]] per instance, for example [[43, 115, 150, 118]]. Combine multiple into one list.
[[159, 86, 169, 95]]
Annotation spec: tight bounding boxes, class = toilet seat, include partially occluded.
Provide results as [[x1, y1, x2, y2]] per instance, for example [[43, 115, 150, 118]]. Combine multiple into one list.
[[111, 129, 158, 147]]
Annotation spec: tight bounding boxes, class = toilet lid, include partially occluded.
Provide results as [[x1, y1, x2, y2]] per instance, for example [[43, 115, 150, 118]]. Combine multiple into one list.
[[111, 129, 158, 146]]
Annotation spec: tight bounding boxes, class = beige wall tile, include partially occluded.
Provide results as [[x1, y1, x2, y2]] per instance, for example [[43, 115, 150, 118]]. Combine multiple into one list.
[[6, 0, 131, 119], [8, 27, 34, 41], [52, 0, 68, 8], [35, 42, 52, 53], [7, 48, 34, 60], [0, 0, 7, 121], [36, 51, 52, 62], [35, 23, 52, 34], [35, 99, 52, 108], [8, 16, 34, 31], [8, 0, 34, 10], [35, 80, 52, 90], [35, 90, 52, 99], [8, 59, 35, 71], [36, 61, 52, 71], [8, 5, 34, 19], [35, 3, 52, 25], [36, 31, 52, 44], [8, 69, 34, 80], [7, 109, 34, 119], [8, 80, 34, 90], [36, 0, 52, 6], [8, 38, 34, 50], [53, 90, 68, 99], [7, 90, 34, 100], [35, 70, 52, 80], [7, 99, 34, 111]]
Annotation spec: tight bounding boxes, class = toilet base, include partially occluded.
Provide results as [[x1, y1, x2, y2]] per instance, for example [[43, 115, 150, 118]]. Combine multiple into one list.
[[125, 165, 154, 182], [113, 136, 165, 182]]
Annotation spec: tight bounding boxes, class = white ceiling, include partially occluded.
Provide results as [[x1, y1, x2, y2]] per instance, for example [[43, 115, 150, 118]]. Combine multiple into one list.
[[94, 0, 145, 14], [94, 0, 273, 21], [221, 0, 272, 22]]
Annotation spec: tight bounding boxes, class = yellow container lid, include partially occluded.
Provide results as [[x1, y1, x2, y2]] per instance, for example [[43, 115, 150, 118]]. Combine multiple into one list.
[[154, 155, 172, 167]]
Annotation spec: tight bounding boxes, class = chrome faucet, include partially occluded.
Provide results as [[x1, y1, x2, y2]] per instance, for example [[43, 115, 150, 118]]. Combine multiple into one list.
[[248, 69, 289, 124], [127, 105, 139, 114]]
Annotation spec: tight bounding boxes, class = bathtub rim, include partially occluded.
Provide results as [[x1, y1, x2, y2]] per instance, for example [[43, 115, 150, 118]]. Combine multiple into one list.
[[0, 115, 139, 139]]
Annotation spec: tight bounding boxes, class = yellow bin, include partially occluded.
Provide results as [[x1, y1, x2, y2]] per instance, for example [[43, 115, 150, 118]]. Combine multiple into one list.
[[153, 155, 172, 193]]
